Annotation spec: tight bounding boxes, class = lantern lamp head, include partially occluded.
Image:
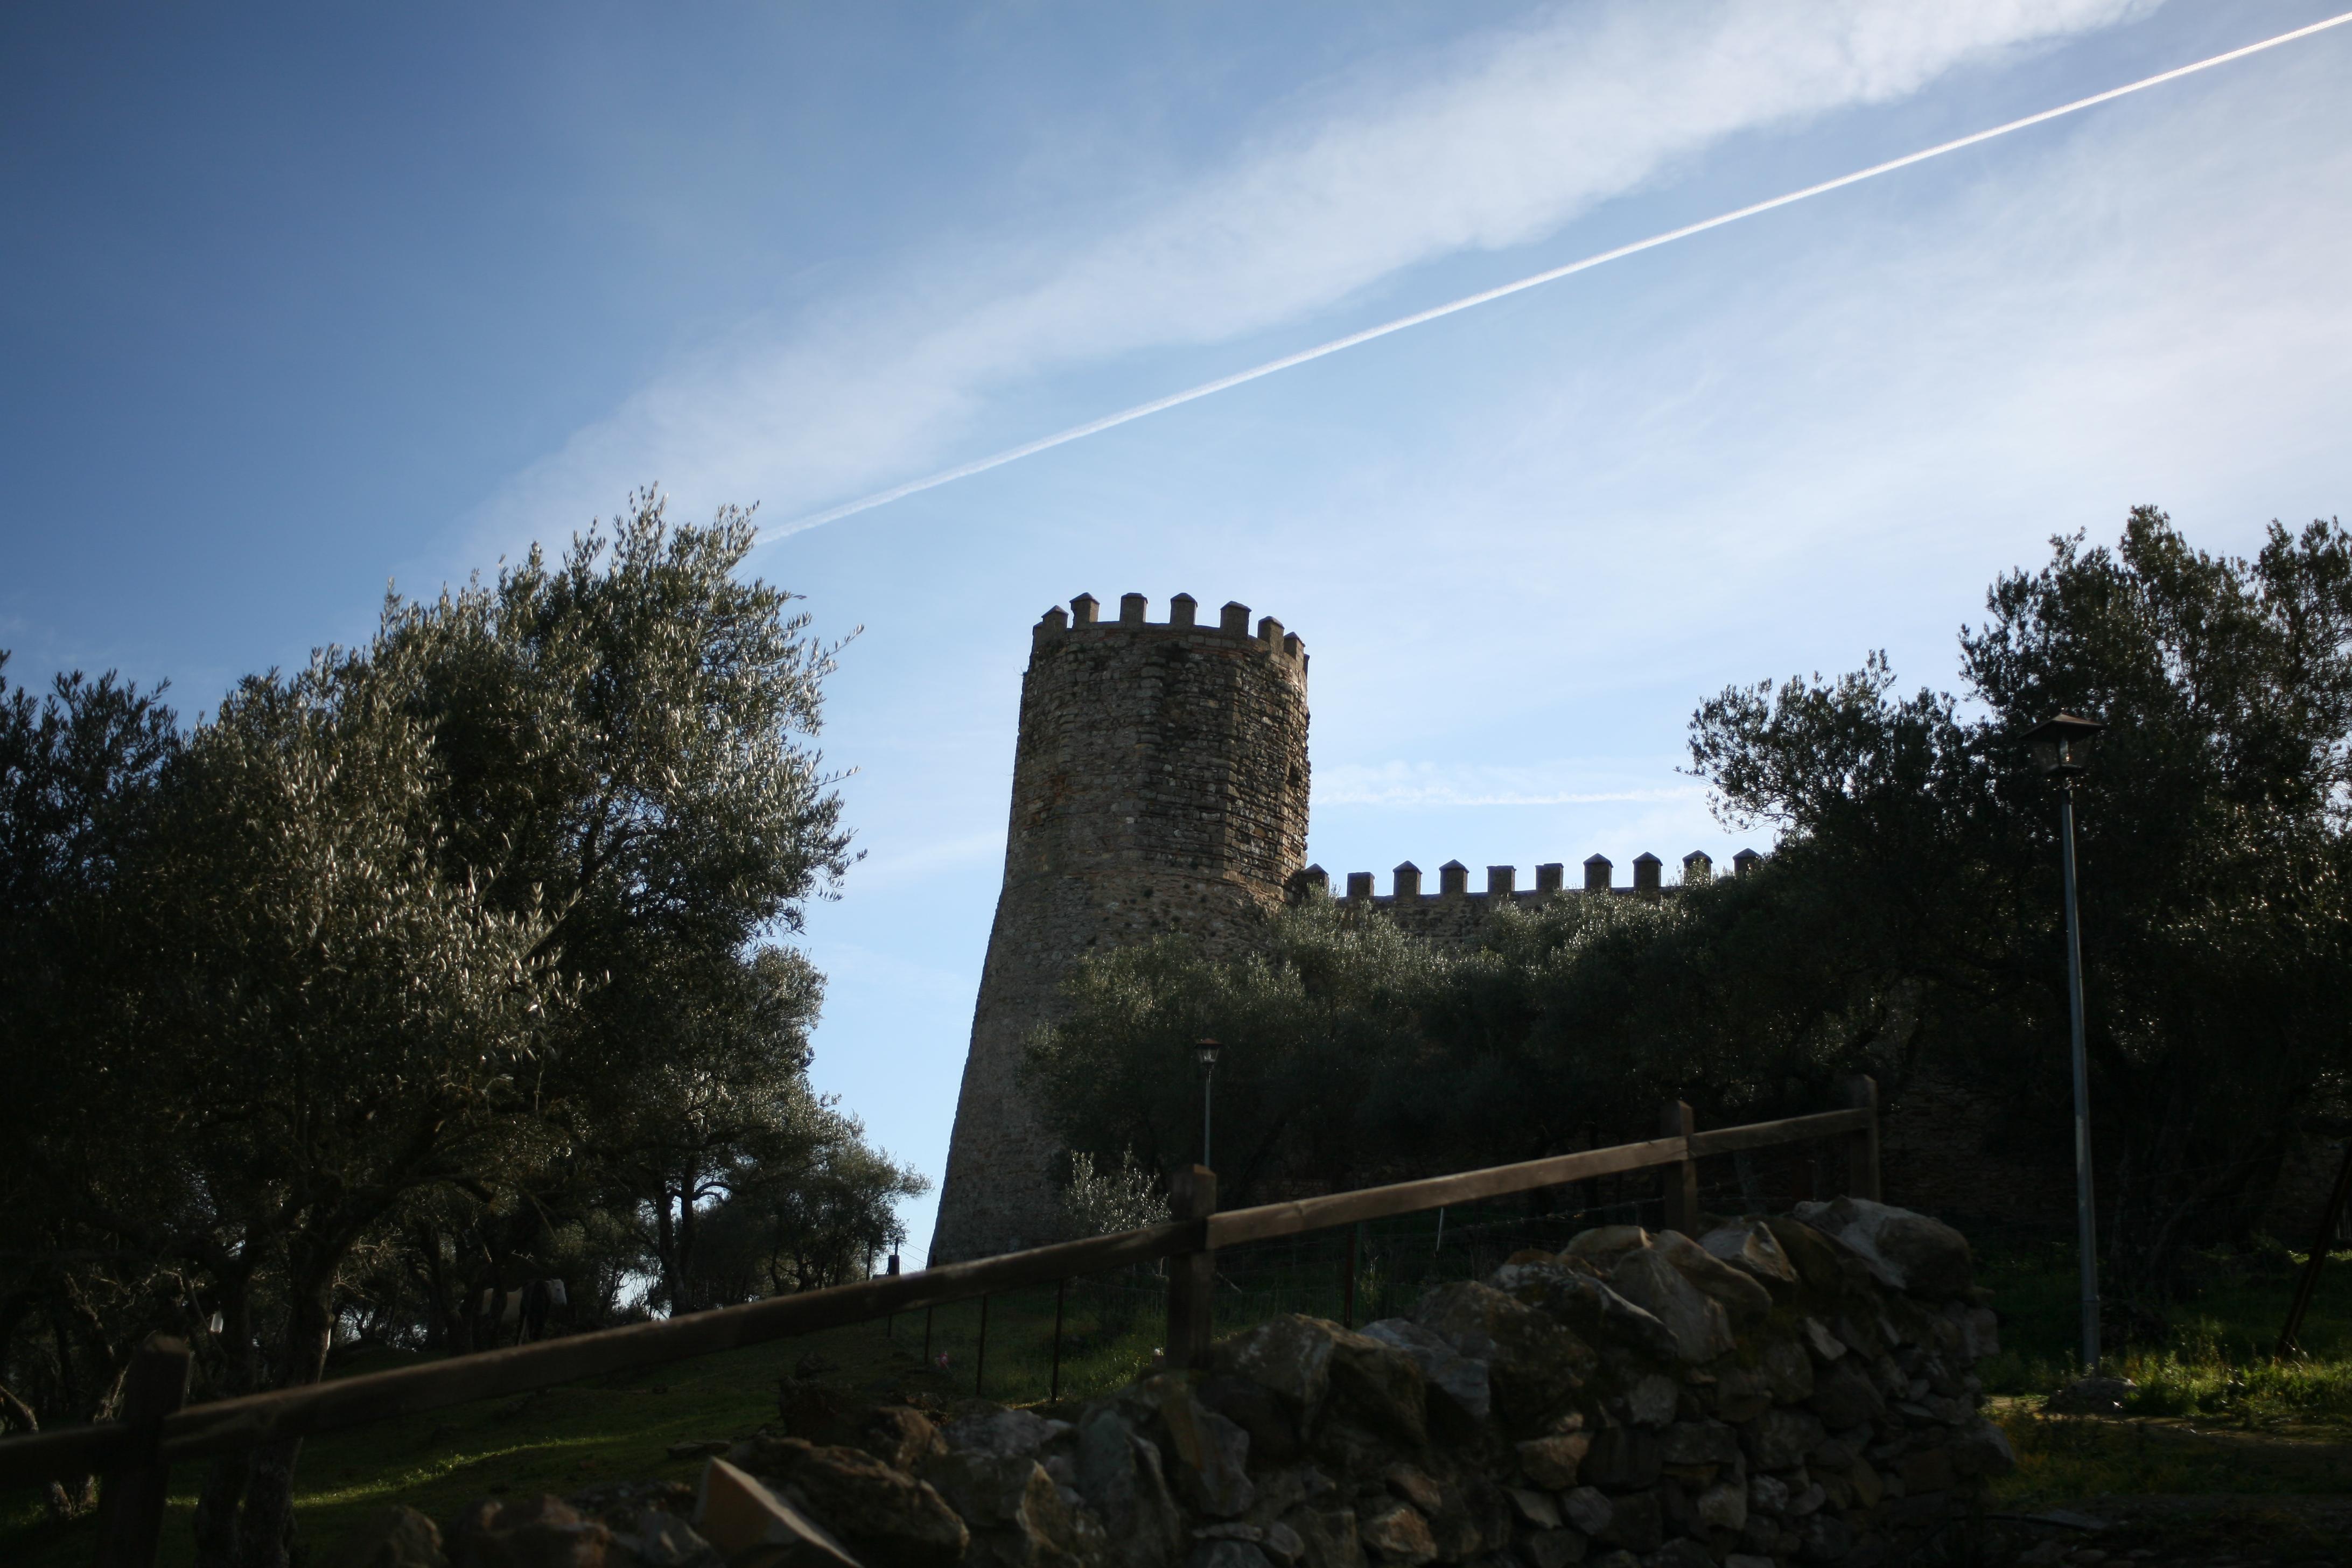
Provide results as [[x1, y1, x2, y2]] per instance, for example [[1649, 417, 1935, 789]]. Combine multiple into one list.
[[2024, 712, 2107, 780], [1195, 1038, 1222, 1072]]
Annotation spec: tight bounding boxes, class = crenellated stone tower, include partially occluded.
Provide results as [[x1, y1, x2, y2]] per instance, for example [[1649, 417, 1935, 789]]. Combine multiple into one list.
[[928, 592, 1311, 1263]]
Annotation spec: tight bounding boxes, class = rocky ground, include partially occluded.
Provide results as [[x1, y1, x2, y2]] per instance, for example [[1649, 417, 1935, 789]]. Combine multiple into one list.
[[345, 1198, 2133, 1568]]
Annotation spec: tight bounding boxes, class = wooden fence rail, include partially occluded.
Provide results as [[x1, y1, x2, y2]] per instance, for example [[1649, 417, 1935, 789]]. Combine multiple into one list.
[[0, 1078, 1880, 1567]]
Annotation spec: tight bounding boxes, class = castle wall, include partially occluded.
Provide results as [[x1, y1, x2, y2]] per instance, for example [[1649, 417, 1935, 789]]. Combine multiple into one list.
[[928, 593, 1311, 1262], [1310, 851, 1741, 948]]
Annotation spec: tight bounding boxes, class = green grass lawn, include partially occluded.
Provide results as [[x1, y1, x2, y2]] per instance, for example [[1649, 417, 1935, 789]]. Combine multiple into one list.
[[1978, 1239, 2352, 1419], [9, 1228, 2352, 1565], [1977, 1239, 2352, 1510]]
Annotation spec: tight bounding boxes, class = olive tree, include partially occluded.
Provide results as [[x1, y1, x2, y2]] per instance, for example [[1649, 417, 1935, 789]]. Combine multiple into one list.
[[2, 493, 882, 1568]]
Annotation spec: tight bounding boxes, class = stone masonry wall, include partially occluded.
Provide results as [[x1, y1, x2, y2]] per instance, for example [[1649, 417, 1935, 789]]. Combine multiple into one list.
[[929, 593, 1312, 1264], [374, 1198, 2014, 1568], [734, 1201, 2005, 1568]]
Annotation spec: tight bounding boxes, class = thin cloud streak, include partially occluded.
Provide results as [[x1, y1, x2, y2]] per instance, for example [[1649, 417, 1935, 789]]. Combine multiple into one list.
[[472, 1, 2155, 558], [772, 7, 2352, 537]]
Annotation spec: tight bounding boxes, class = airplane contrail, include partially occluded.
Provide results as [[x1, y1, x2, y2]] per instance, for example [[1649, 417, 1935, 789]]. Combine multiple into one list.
[[774, 9, 2352, 538]]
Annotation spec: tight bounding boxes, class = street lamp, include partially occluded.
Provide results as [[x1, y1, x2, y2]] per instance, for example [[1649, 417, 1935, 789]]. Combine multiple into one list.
[[2025, 710, 2108, 1371], [1195, 1039, 1223, 1170]]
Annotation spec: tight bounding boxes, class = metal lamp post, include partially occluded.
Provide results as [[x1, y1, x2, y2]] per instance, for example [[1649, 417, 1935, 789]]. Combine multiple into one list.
[[2025, 710, 2109, 1372], [1195, 1038, 1222, 1169]]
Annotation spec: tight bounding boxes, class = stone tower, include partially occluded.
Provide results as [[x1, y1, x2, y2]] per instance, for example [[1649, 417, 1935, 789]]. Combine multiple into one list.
[[928, 591, 1311, 1263]]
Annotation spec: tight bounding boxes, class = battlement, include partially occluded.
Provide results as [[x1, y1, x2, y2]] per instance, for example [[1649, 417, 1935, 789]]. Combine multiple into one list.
[[1303, 848, 1762, 902], [1292, 849, 1764, 946], [1032, 592, 1307, 666]]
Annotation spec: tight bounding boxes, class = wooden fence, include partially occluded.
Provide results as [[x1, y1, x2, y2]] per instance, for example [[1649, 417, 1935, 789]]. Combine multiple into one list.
[[0, 1079, 1879, 1566]]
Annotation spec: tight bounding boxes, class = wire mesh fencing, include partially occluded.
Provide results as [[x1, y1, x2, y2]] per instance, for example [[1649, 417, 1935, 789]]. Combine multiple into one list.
[[887, 1183, 1682, 1410]]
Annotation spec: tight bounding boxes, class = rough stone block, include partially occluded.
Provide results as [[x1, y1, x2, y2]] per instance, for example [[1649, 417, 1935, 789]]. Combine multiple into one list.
[[1491, 1259, 1679, 1366], [753, 1437, 969, 1568], [1360, 1319, 1488, 1429], [1593, 1489, 1662, 1552], [1622, 1373, 1678, 1429], [1559, 1486, 1613, 1537], [350, 1506, 450, 1568], [1209, 1317, 1335, 1422], [1278, 1508, 1361, 1568], [1742, 1408, 1825, 1471], [1807, 1360, 1888, 1430], [1696, 1477, 1749, 1532], [1607, 1250, 1734, 1363], [1504, 1486, 1559, 1529], [1711, 1364, 1773, 1423], [1797, 1512, 1854, 1563], [1412, 1282, 1594, 1430], [1654, 1231, 1774, 1327], [1578, 1427, 1660, 1492], [1791, 1199, 1973, 1299], [693, 1461, 858, 1568], [1190, 1542, 1275, 1568], [1658, 1420, 1739, 1467], [1357, 1503, 1436, 1566], [1522, 1528, 1587, 1568], [1515, 1433, 1590, 1490]]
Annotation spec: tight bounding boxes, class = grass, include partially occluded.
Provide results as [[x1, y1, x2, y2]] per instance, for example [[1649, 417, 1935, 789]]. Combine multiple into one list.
[[1977, 1239, 2352, 1418], [1973, 1238, 2352, 1511], [9, 1216, 2351, 1564]]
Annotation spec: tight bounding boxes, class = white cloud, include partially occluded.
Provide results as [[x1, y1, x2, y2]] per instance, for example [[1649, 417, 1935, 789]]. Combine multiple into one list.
[[1272, 24, 2352, 728], [1318, 759, 1706, 809], [465, 0, 2151, 556]]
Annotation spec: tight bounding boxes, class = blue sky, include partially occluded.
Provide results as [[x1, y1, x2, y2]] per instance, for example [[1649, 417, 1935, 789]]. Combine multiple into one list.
[[6, 2, 2350, 1259]]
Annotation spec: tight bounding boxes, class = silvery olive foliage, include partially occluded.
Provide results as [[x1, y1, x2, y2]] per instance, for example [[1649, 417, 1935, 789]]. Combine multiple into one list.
[[0, 492, 920, 1567], [1059, 1147, 1172, 1238]]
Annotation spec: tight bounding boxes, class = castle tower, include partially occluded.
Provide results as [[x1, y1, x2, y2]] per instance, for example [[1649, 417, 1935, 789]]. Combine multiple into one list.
[[927, 592, 1311, 1263]]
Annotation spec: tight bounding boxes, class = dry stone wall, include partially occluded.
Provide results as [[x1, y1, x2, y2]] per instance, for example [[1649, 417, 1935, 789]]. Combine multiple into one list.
[[356, 1200, 2012, 1568], [880, 1200, 2004, 1568], [929, 593, 1312, 1263]]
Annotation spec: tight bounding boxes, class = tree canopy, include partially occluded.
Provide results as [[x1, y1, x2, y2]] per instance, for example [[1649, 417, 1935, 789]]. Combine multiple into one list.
[[0, 494, 924, 1568]]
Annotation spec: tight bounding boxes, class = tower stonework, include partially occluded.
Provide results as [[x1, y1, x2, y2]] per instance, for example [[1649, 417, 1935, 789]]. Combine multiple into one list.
[[928, 592, 1311, 1263]]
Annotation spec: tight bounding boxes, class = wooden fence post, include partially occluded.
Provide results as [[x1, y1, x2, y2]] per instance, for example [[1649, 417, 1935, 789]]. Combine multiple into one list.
[[93, 1334, 191, 1568], [1049, 1278, 1067, 1402], [1341, 1224, 1359, 1328], [1660, 1101, 1698, 1235], [1845, 1075, 1882, 1202], [1164, 1166, 1217, 1370], [975, 1296, 989, 1397]]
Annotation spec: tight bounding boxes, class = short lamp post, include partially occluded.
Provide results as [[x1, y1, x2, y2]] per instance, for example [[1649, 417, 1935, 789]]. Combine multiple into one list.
[[1195, 1038, 1222, 1170], [2026, 710, 2109, 1372]]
